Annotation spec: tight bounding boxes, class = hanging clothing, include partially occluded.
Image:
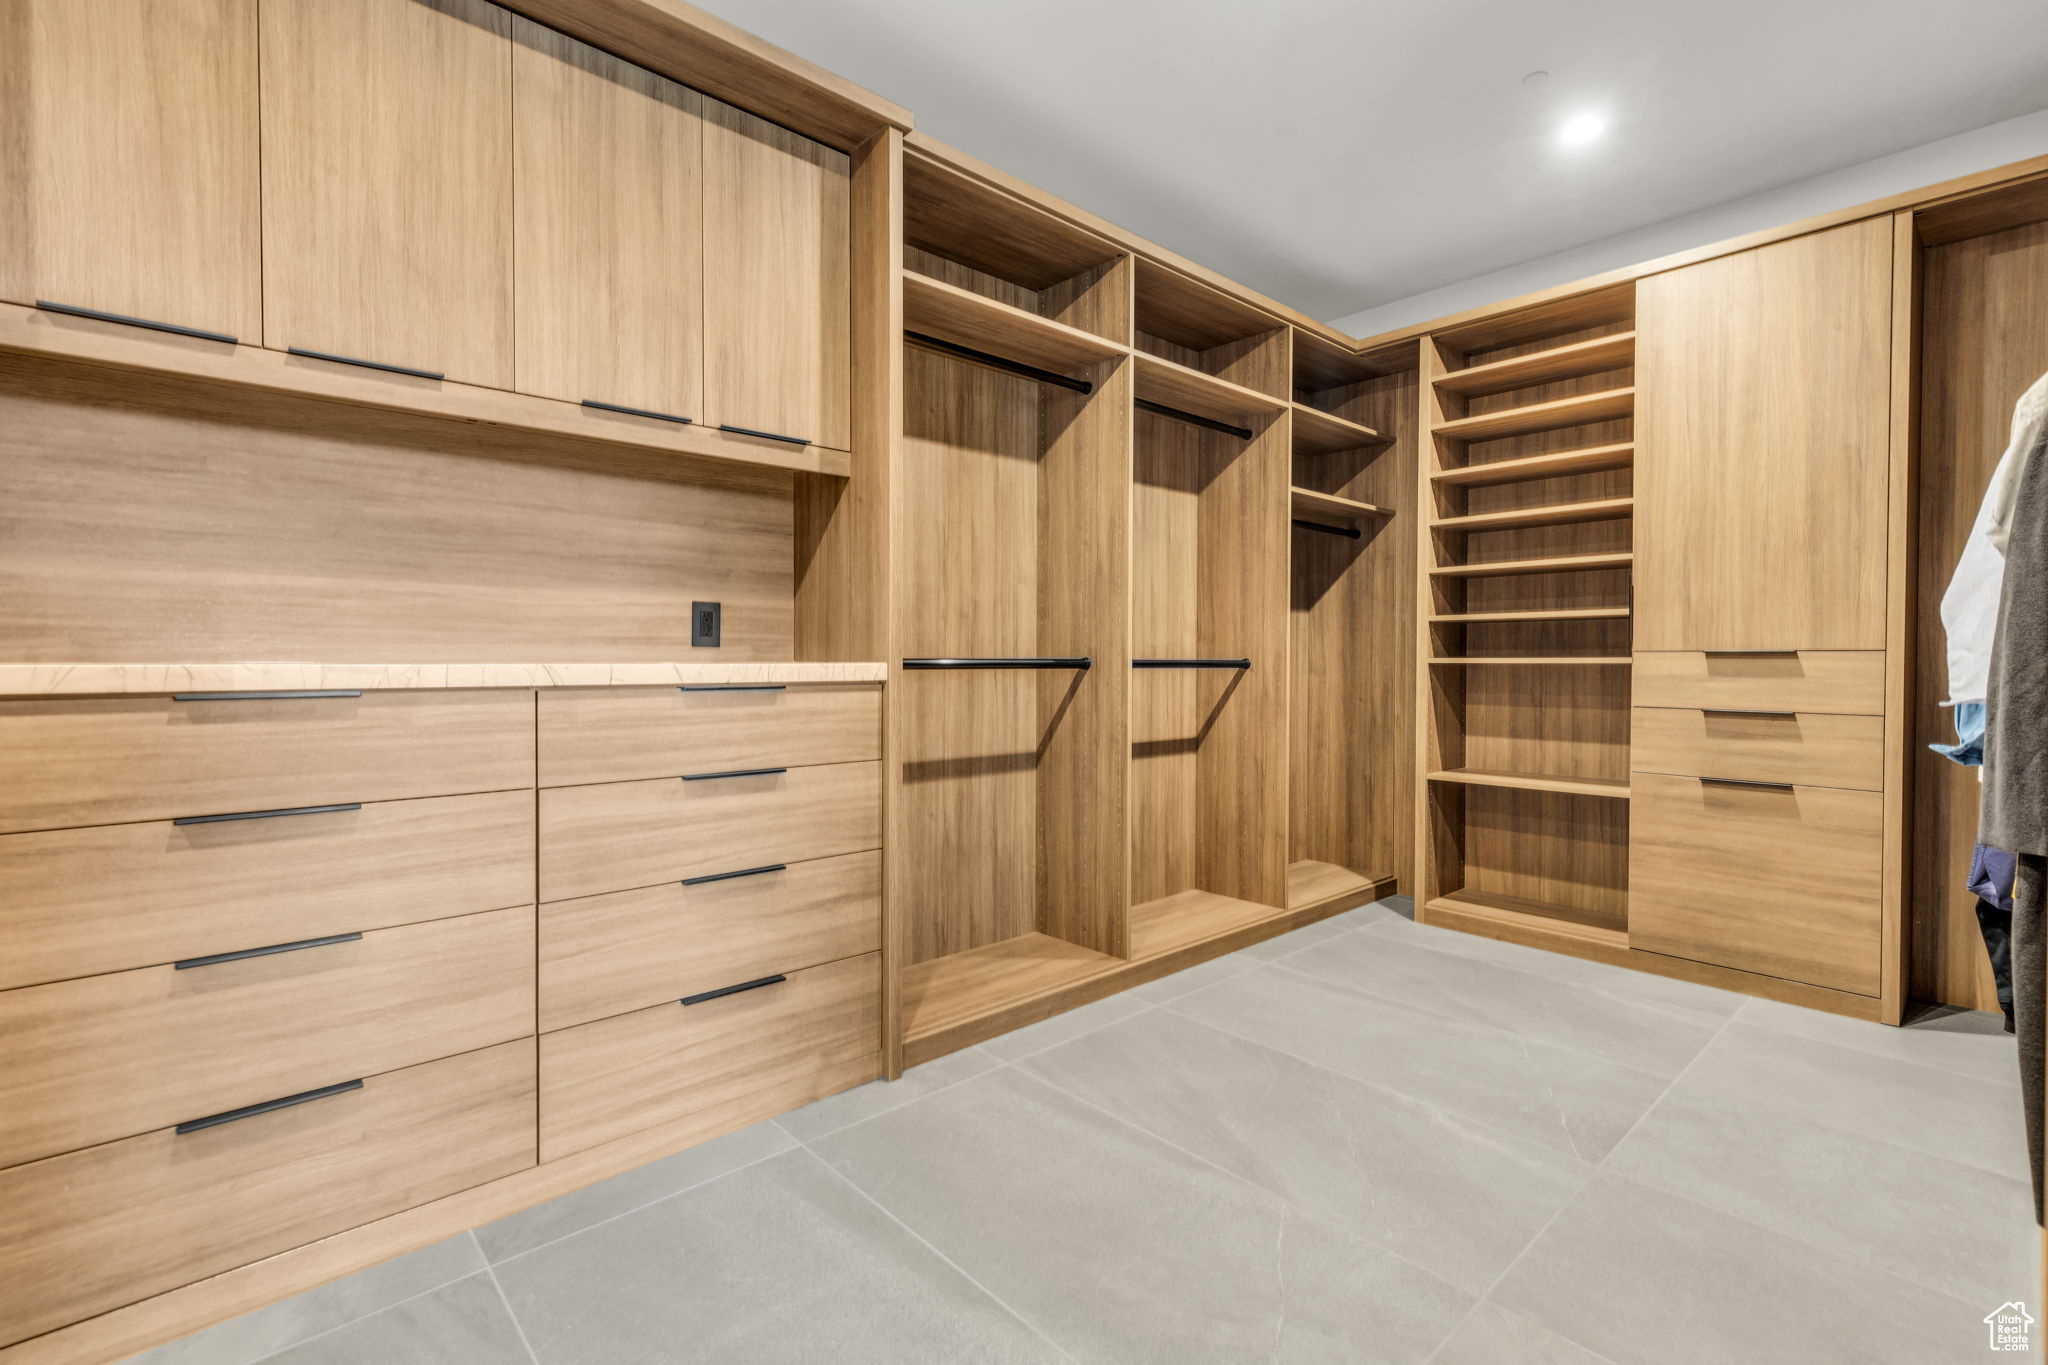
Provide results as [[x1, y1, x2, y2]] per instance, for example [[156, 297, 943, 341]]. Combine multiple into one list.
[[1969, 844, 2017, 1032], [1943, 371, 2048, 706], [2012, 856, 2044, 1224], [1929, 700, 1986, 767]]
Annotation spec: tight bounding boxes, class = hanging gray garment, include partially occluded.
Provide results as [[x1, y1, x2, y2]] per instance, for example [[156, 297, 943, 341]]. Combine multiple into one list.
[[2013, 856, 2044, 1224]]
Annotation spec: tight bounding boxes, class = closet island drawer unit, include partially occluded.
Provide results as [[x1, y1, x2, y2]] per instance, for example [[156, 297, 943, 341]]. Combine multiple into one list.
[[536, 683, 880, 787], [1629, 707, 1885, 791], [1631, 650, 1887, 716], [0, 1039, 536, 1350]]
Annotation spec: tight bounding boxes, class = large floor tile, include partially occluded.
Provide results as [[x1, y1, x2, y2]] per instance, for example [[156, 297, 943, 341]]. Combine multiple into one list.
[[1020, 1008, 1589, 1294], [1679, 1022, 2029, 1180], [492, 1147, 1063, 1365], [811, 1067, 1472, 1364], [1280, 932, 1727, 1079], [1493, 1171, 1983, 1365], [1737, 996, 2018, 1088], [776, 1046, 1003, 1142], [978, 991, 1155, 1063], [260, 1273, 531, 1365], [1429, 1301, 1616, 1365], [1167, 964, 1669, 1160], [1607, 1083, 2035, 1304], [474, 1120, 793, 1264], [123, 1235, 486, 1365]]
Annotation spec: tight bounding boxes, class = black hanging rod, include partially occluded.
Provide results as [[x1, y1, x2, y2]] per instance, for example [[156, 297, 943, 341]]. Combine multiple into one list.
[[1135, 398, 1252, 441], [1293, 517, 1361, 540], [1132, 659, 1251, 670], [903, 658, 1092, 670], [905, 330, 1093, 394]]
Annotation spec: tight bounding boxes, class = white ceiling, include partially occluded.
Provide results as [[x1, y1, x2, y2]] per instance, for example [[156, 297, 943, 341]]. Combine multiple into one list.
[[697, 0, 2048, 323]]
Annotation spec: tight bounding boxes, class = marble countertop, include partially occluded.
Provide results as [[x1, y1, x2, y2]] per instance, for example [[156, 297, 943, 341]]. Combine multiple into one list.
[[0, 661, 888, 697]]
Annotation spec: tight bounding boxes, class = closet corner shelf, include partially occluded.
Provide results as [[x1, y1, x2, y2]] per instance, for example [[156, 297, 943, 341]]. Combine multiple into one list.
[[1431, 386, 1635, 443], [1132, 350, 1288, 426], [1427, 656, 1631, 666], [1290, 402, 1386, 454], [1429, 551, 1633, 579], [901, 933, 1121, 1052], [1291, 486, 1391, 525], [902, 271, 1127, 376], [1285, 859, 1381, 911], [1424, 889, 1629, 950], [1427, 768, 1631, 799], [1430, 497, 1634, 532], [1432, 443, 1634, 487], [1432, 332, 1637, 398], [1429, 607, 1632, 623]]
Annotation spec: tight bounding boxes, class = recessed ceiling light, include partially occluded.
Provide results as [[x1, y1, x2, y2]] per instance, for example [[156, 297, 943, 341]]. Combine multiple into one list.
[[1559, 111, 1607, 146]]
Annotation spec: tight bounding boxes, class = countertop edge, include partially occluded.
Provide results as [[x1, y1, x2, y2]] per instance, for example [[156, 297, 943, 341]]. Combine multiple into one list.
[[0, 662, 889, 696]]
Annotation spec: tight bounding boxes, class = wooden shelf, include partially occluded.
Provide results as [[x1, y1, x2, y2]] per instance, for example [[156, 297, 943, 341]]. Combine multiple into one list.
[[1427, 768, 1630, 799], [1291, 486, 1390, 525], [1425, 889, 1628, 949], [1431, 497, 1633, 532], [1433, 332, 1636, 398], [901, 932, 1120, 1047], [1132, 350, 1288, 426], [1291, 402, 1384, 454], [903, 271, 1127, 376], [1430, 551, 1633, 578], [1433, 443, 1634, 487], [1130, 889, 1284, 960], [1285, 859, 1378, 911], [1432, 387, 1634, 443], [1430, 607, 1632, 623], [1428, 657, 1631, 666]]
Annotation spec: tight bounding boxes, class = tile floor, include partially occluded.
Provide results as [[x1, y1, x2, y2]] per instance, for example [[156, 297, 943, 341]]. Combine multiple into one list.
[[127, 899, 2034, 1365]]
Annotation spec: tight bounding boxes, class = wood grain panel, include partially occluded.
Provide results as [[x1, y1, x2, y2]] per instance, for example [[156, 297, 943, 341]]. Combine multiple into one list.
[[0, 0, 260, 340], [0, 690, 532, 835], [538, 760, 880, 901], [538, 683, 878, 788], [1460, 786, 1630, 929], [1632, 651, 1886, 715], [539, 952, 877, 1159], [1631, 707, 1884, 790], [259, 0, 514, 385], [539, 849, 879, 1030], [702, 95, 850, 448], [511, 18, 703, 416], [1630, 772, 1883, 994], [0, 1040, 534, 1350], [1130, 409, 1202, 906], [0, 790, 532, 990], [0, 906, 533, 1167], [1635, 219, 1893, 650]]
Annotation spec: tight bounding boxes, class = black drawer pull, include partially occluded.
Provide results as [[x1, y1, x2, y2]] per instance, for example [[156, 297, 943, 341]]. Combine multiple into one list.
[[679, 684, 786, 693], [287, 346, 443, 381], [176, 931, 362, 970], [1699, 650, 1798, 657], [1697, 776, 1796, 791], [1700, 708, 1798, 718], [35, 299, 237, 345], [681, 862, 786, 887], [176, 1078, 363, 1134], [681, 766, 788, 782], [582, 399, 693, 425], [717, 423, 810, 447], [174, 802, 362, 827], [680, 973, 786, 1007], [172, 690, 362, 702]]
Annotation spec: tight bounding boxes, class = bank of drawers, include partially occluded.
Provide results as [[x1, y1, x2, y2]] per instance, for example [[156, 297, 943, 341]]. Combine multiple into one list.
[[535, 684, 884, 1159], [1628, 651, 1886, 995]]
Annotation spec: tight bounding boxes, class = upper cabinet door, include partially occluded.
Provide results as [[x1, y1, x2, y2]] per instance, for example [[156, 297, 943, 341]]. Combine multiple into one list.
[[259, 0, 513, 386], [701, 97, 850, 450], [1634, 218, 1894, 652], [0, 0, 261, 340], [511, 19, 703, 418]]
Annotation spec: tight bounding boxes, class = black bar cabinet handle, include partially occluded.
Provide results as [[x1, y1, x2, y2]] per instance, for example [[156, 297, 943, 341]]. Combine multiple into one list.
[[35, 299, 237, 346], [905, 330, 1093, 395], [902, 658, 1092, 670], [1293, 518, 1362, 540], [1132, 659, 1251, 670], [1697, 776, 1796, 791], [1135, 397, 1253, 441], [681, 863, 787, 887], [174, 802, 362, 827], [176, 932, 362, 971], [287, 346, 443, 381], [679, 684, 786, 693], [582, 398, 693, 425], [1700, 708, 1798, 718], [1699, 650, 1798, 657], [680, 973, 787, 1007], [172, 690, 363, 701], [718, 423, 810, 447], [176, 1078, 363, 1135], [681, 766, 788, 782]]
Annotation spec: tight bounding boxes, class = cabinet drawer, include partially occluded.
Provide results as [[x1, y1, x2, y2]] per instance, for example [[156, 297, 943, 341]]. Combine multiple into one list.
[[0, 690, 534, 835], [1632, 651, 1885, 715], [0, 906, 534, 1169], [0, 790, 533, 991], [1628, 772, 1883, 995], [539, 760, 879, 902], [1630, 708, 1884, 791], [538, 684, 879, 787], [540, 952, 877, 1160], [0, 1039, 534, 1349], [540, 849, 880, 1031]]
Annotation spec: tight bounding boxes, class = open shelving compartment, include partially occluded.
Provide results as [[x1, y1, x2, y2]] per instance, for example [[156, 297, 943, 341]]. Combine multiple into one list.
[[1417, 283, 1637, 947]]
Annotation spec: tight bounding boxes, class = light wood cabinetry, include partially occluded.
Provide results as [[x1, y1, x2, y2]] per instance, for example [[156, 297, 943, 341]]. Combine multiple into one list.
[[1631, 707, 1884, 792], [0, 0, 261, 341], [537, 683, 880, 787], [702, 96, 851, 448], [258, 0, 515, 384]]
